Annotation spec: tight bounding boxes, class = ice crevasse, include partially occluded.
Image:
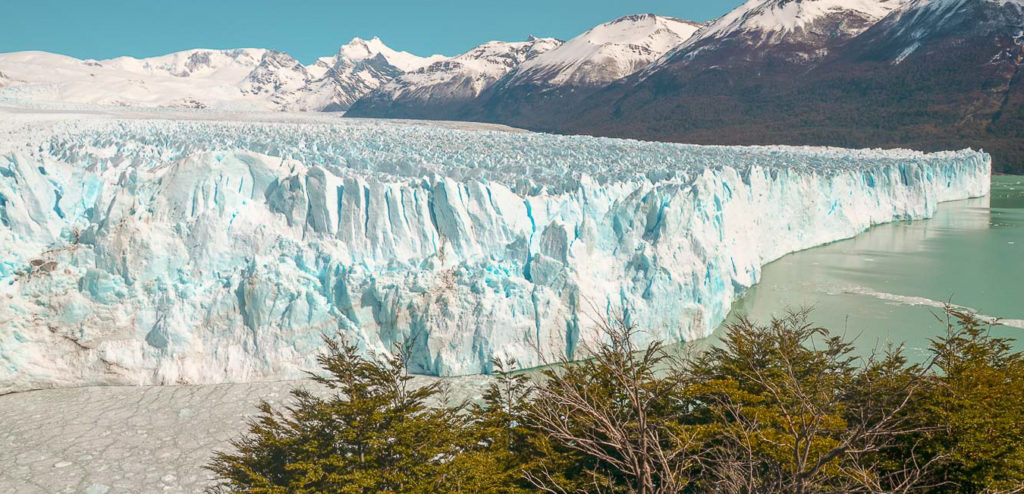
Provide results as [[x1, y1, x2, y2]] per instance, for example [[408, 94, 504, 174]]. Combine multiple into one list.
[[0, 114, 991, 392]]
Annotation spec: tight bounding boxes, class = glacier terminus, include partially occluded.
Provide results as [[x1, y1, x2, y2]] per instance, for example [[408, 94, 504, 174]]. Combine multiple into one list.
[[0, 109, 991, 393]]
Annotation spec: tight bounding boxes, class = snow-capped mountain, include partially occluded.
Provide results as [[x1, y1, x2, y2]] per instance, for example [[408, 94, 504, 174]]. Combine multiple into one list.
[[0, 49, 272, 109], [533, 0, 1024, 174], [290, 37, 446, 111], [505, 14, 701, 88], [100, 48, 269, 79], [0, 38, 443, 111], [849, 0, 1024, 63], [345, 37, 561, 118], [310, 36, 444, 76], [657, 0, 901, 67], [347, 1, 907, 123], [697, 0, 898, 41], [239, 50, 313, 105]]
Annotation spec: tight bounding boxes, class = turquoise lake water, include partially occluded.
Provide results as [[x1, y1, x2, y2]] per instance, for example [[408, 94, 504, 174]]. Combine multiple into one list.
[[709, 175, 1024, 361]]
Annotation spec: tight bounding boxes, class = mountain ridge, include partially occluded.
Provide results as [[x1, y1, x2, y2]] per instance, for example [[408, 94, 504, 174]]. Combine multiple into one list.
[[0, 38, 445, 111], [346, 14, 703, 124], [353, 0, 1024, 173], [2, 1, 1021, 171]]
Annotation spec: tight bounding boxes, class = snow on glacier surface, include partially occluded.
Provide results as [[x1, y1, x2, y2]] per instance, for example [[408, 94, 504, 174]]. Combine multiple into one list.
[[0, 110, 991, 392]]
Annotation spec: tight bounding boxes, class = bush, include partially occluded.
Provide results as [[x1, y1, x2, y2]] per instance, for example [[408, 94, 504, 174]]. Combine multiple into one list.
[[681, 312, 929, 493], [917, 310, 1024, 492], [206, 338, 468, 493], [524, 316, 704, 493], [208, 308, 1024, 493]]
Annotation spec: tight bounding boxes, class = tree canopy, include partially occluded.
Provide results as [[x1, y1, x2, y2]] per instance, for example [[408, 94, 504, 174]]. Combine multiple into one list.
[[208, 308, 1024, 493]]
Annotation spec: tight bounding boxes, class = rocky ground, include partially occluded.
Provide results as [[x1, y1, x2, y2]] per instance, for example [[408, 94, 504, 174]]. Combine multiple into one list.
[[0, 376, 490, 493]]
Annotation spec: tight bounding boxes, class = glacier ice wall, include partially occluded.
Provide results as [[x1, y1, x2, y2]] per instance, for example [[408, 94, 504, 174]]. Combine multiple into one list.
[[0, 113, 991, 392]]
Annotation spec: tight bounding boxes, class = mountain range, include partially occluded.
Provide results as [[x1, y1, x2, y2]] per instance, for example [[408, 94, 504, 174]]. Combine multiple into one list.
[[539, 0, 1024, 174], [1, 0, 1021, 172], [0, 37, 443, 111]]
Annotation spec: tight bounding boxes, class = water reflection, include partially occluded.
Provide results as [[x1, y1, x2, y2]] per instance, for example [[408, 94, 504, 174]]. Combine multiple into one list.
[[706, 176, 1024, 362]]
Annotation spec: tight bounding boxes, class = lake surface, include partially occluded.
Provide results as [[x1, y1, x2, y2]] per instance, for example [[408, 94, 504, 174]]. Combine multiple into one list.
[[712, 175, 1024, 361]]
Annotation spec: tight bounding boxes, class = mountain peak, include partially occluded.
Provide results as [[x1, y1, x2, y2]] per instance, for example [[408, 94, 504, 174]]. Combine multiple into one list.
[[699, 0, 900, 40], [334, 36, 443, 73], [610, 13, 692, 25], [340, 36, 391, 61], [507, 13, 701, 88]]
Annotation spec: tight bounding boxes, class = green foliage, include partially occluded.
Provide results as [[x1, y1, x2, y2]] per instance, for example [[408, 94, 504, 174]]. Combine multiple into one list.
[[682, 312, 927, 493], [208, 309, 1024, 493], [446, 357, 539, 494], [206, 337, 467, 493], [525, 320, 704, 493], [919, 310, 1024, 493]]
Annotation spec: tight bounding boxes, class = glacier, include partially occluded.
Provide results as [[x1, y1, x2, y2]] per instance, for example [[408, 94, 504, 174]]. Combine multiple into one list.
[[0, 110, 990, 393]]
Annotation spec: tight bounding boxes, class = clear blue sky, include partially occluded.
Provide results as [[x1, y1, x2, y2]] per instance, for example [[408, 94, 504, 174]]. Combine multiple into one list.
[[0, 0, 741, 63]]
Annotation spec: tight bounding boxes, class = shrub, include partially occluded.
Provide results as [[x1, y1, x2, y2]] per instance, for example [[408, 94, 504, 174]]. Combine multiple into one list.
[[917, 310, 1024, 493], [206, 338, 468, 493], [208, 309, 1024, 493]]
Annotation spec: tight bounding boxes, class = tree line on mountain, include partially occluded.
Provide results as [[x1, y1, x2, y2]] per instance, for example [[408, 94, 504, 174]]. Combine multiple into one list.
[[480, 36, 1024, 176], [207, 308, 1024, 493], [345, 4, 1024, 175]]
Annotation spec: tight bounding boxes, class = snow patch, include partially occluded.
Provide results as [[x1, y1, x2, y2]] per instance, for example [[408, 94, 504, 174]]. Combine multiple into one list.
[[893, 41, 921, 64]]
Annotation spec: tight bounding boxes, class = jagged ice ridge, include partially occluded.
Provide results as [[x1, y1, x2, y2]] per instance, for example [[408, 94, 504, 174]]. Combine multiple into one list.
[[0, 112, 991, 393]]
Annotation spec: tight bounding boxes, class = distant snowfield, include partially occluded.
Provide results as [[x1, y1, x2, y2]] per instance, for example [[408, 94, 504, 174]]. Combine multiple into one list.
[[0, 102, 526, 131]]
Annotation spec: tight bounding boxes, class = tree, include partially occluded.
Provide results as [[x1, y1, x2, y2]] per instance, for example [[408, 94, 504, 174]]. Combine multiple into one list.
[[206, 308, 1024, 493], [524, 315, 705, 494], [682, 311, 931, 493], [919, 310, 1024, 493], [445, 357, 538, 494], [206, 337, 467, 493]]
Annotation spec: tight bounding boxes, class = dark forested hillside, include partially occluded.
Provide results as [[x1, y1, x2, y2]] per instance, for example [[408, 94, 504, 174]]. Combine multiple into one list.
[[347, 0, 1024, 174], [553, 0, 1024, 174]]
